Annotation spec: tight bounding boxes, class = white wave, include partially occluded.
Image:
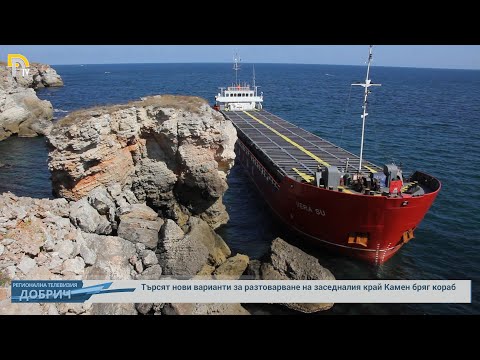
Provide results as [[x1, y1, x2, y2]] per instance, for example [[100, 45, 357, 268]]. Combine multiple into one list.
[[54, 109, 69, 113]]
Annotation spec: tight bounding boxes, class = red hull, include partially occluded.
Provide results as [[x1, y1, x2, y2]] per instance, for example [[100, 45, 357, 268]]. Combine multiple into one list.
[[235, 139, 441, 264]]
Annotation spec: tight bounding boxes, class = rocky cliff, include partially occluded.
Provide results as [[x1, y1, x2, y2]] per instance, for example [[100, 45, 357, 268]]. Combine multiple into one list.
[[0, 63, 63, 141], [0, 191, 249, 315], [47, 95, 236, 229]]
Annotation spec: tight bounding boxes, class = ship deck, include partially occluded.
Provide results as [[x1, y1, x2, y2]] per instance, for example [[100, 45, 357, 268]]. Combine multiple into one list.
[[222, 110, 383, 181]]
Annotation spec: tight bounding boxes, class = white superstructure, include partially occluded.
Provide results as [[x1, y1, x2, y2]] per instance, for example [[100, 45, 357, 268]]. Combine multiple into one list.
[[214, 53, 263, 111]]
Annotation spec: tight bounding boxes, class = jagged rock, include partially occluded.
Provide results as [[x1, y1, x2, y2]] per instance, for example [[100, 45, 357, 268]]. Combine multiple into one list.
[[57, 303, 91, 315], [136, 264, 162, 280], [162, 303, 194, 315], [136, 303, 153, 315], [117, 204, 163, 250], [14, 63, 63, 89], [47, 95, 236, 226], [25, 266, 53, 280], [79, 244, 97, 265], [0, 63, 62, 141], [54, 240, 75, 259], [36, 64, 63, 87], [191, 217, 232, 266], [87, 186, 116, 226], [199, 198, 229, 230], [48, 304, 59, 315], [158, 218, 209, 276], [140, 250, 158, 267], [17, 256, 36, 274], [192, 303, 250, 315], [186, 217, 231, 266], [152, 303, 164, 315], [134, 260, 143, 273], [161, 218, 185, 242], [82, 233, 136, 280], [0, 301, 43, 315], [214, 254, 249, 280], [163, 303, 250, 315], [5, 217, 45, 257], [260, 238, 335, 313], [62, 256, 85, 275], [158, 217, 232, 276], [70, 198, 112, 235], [135, 243, 146, 252], [89, 303, 137, 315], [196, 264, 215, 277]]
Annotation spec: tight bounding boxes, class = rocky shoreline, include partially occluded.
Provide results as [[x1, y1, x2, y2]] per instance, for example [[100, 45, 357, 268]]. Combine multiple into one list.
[[0, 72, 335, 315], [0, 63, 63, 141]]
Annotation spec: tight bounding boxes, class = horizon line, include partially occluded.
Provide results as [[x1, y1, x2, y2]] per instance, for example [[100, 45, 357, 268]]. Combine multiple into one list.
[[47, 61, 480, 71]]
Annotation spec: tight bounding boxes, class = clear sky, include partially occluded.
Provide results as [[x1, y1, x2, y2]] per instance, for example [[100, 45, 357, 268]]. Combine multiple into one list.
[[1, 45, 479, 70]]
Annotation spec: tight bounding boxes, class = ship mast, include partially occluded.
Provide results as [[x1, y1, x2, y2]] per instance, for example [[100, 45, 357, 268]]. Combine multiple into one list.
[[253, 64, 256, 96], [352, 45, 381, 173], [233, 52, 240, 86]]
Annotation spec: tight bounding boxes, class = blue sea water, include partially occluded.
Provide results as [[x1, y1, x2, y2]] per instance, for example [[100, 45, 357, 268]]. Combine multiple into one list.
[[0, 63, 478, 314]]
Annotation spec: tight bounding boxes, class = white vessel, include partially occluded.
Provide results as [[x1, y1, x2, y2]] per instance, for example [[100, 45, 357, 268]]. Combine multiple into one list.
[[214, 53, 263, 111]]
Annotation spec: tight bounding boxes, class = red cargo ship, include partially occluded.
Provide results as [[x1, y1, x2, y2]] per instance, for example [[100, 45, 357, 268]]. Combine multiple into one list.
[[215, 48, 441, 264]]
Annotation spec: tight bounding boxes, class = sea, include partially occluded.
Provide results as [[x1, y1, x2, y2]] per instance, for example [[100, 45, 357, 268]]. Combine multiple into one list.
[[0, 63, 478, 315]]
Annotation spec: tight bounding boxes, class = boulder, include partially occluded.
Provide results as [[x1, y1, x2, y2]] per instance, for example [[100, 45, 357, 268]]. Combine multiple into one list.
[[136, 303, 153, 315], [87, 186, 116, 225], [185, 217, 231, 266], [82, 233, 136, 280], [157, 219, 209, 276], [213, 254, 249, 280], [17, 256, 36, 274], [62, 256, 85, 275], [260, 238, 335, 313], [140, 250, 158, 267], [0, 301, 43, 315], [195, 264, 215, 277], [117, 204, 163, 250], [89, 303, 137, 315], [70, 198, 112, 235], [162, 303, 250, 315], [136, 264, 162, 280]]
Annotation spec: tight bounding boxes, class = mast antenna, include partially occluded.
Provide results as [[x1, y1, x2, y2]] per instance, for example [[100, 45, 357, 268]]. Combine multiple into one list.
[[352, 45, 381, 173], [253, 64, 256, 96], [233, 52, 240, 85]]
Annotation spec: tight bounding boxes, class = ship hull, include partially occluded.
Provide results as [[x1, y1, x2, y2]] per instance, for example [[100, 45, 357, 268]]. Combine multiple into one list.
[[235, 138, 440, 264]]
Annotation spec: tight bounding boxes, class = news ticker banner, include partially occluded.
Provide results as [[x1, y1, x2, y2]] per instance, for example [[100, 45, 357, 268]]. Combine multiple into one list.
[[9, 280, 471, 304]]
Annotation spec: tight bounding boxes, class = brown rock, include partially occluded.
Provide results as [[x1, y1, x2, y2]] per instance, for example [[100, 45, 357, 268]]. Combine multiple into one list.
[[117, 205, 163, 250], [214, 254, 249, 280], [195, 264, 215, 278], [47, 95, 236, 226], [260, 238, 335, 313]]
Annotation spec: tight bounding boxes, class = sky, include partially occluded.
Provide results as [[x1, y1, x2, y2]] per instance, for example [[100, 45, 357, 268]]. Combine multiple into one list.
[[1, 45, 479, 70]]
